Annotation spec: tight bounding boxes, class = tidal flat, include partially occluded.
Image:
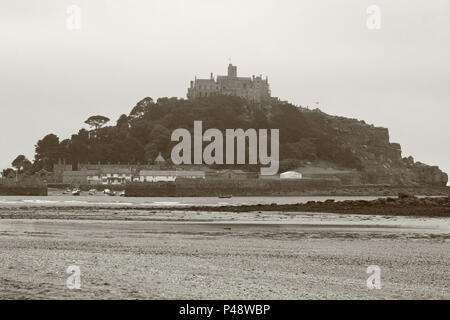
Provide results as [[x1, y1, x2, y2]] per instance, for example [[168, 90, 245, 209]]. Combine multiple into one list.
[[0, 206, 448, 300]]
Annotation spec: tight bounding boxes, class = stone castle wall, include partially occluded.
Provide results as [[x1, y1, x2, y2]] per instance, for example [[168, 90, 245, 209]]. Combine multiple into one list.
[[187, 64, 270, 102]]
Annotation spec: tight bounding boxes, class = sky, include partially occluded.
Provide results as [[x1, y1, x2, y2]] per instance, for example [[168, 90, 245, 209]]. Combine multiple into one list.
[[1, 0, 449, 181]]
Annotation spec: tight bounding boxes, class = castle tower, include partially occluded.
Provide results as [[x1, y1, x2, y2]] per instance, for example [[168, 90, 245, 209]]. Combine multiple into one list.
[[227, 64, 237, 78]]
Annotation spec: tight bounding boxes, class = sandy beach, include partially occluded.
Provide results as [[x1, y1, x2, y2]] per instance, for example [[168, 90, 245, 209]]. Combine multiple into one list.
[[0, 204, 448, 300]]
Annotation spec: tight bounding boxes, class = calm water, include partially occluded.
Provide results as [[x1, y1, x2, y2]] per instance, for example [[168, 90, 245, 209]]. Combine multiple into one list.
[[0, 193, 388, 208]]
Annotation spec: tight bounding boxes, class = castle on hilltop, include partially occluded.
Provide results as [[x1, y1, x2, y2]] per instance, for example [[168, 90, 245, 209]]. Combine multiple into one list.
[[187, 64, 271, 102]]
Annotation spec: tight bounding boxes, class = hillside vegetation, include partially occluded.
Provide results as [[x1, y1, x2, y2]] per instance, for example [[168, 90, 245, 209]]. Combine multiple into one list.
[[13, 96, 448, 186]]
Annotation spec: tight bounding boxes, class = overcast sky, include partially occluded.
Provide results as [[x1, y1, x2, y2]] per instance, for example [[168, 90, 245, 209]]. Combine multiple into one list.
[[1, 0, 449, 180]]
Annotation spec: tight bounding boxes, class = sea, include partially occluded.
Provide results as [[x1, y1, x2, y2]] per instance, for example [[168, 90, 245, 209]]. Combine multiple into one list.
[[0, 193, 388, 208]]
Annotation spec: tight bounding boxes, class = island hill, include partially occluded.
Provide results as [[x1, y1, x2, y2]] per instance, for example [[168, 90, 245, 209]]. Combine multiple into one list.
[[1, 94, 448, 196]]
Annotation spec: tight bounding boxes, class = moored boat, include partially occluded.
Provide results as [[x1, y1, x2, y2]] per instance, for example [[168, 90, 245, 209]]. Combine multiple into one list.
[[104, 189, 116, 196]]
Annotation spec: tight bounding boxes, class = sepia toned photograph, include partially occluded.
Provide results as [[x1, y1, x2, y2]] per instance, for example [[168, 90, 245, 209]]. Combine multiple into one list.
[[0, 0, 449, 307]]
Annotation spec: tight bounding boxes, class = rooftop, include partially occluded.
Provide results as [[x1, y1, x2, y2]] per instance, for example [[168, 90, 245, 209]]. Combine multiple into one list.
[[140, 170, 205, 176]]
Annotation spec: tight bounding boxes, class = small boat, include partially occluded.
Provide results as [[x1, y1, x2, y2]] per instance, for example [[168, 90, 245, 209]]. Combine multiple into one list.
[[104, 189, 116, 196], [72, 189, 81, 196], [218, 194, 232, 199]]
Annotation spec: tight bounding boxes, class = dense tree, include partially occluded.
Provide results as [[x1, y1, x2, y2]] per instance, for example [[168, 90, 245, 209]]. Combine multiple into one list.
[[20, 95, 365, 172], [34, 134, 62, 171], [129, 97, 154, 120], [2, 168, 15, 178], [116, 114, 129, 129], [144, 125, 171, 161], [11, 155, 32, 173], [84, 115, 110, 130], [69, 129, 90, 165]]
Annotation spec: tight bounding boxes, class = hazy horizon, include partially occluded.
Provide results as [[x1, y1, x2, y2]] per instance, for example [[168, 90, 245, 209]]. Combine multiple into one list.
[[1, 0, 449, 182]]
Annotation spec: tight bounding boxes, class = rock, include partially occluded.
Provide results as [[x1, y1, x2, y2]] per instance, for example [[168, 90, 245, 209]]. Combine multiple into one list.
[[398, 192, 416, 199]]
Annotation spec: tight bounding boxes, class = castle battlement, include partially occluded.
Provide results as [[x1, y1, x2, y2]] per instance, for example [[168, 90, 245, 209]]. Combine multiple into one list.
[[187, 64, 271, 102]]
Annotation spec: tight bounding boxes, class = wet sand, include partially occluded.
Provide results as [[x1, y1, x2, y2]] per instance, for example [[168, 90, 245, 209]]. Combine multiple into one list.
[[1, 194, 448, 217], [0, 209, 449, 300]]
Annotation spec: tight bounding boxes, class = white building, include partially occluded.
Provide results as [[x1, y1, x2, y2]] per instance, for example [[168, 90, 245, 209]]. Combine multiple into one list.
[[175, 171, 206, 180], [280, 171, 303, 179], [139, 170, 177, 182], [87, 169, 133, 185], [139, 170, 205, 182]]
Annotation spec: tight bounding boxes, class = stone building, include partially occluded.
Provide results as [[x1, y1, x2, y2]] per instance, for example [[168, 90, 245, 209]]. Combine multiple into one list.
[[62, 170, 96, 185], [205, 169, 258, 180], [187, 64, 270, 102]]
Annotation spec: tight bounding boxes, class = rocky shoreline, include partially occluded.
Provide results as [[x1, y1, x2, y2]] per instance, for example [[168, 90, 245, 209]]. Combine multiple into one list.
[[0, 194, 449, 218], [179, 194, 450, 217]]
